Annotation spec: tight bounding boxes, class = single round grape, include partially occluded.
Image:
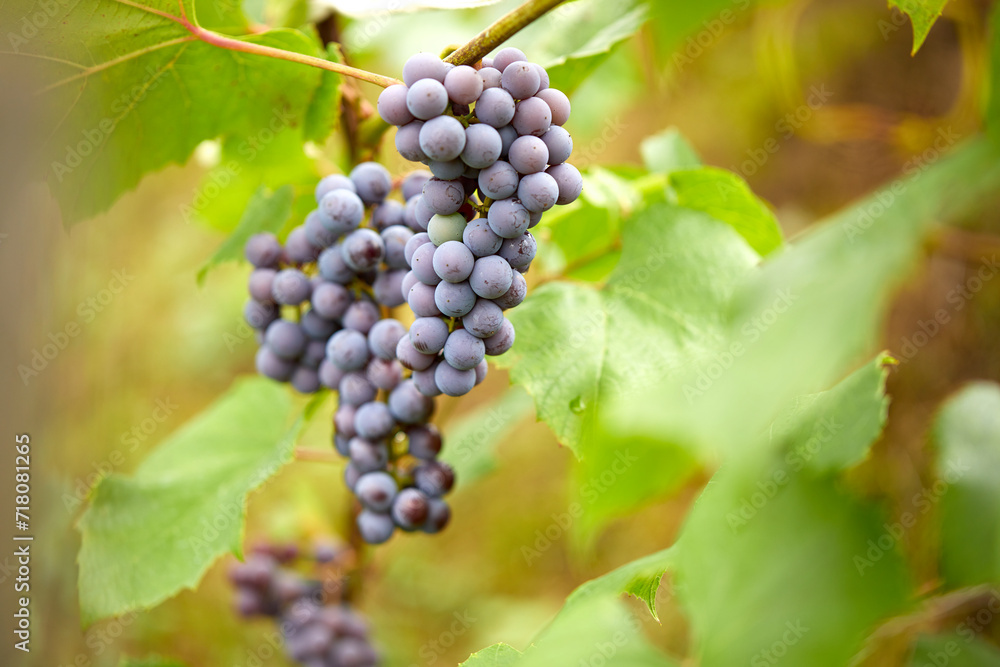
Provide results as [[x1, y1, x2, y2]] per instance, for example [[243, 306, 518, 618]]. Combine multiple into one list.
[[319, 359, 345, 390], [509, 135, 549, 174], [444, 329, 486, 370], [377, 84, 414, 126], [429, 158, 466, 181], [403, 232, 432, 266], [461, 124, 503, 169], [248, 268, 276, 303], [388, 379, 435, 424], [469, 255, 514, 299], [498, 232, 537, 270], [396, 336, 436, 371], [244, 300, 279, 330], [256, 347, 295, 381], [344, 463, 363, 491], [304, 209, 338, 249], [354, 402, 396, 441], [342, 300, 380, 334], [367, 357, 403, 391], [414, 461, 455, 497], [326, 329, 369, 371], [478, 66, 502, 89], [435, 362, 476, 397], [541, 126, 572, 165], [368, 319, 406, 360], [407, 425, 442, 459], [498, 125, 518, 159], [463, 298, 504, 338], [372, 200, 405, 231], [355, 472, 398, 512], [391, 488, 430, 531], [334, 404, 357, 439], [419, 116, 467, 162], [432, 240, 475, 283], [407, 281, 442, 318], [380, 225, 413, 270], [315, 174, 357, 204], [395, 121, 427, 162], [402, 52, 449, 85], [487, 197, 531, 238], [409, 316, 450, 354], [435, 280, 477, 317], [339, 372, 378, 406], [412, 195, 435, 230], [300, 310, 338, 340], [484, 317, 515, 356], [501, 61, 540, 99], [426, 212, 467, 246], [406, 78, 449, 120], [311, 282, 351, 320], [536, 88, 571, 126], [272, 269, 311, 305], [517, 171, 559, 212], [318, 246, 355, 284], [532, 63, 550, 90], [339, 229, 385, 273], [350, 437, 389, 472], [402, 170, 432, 200], [290, 366, 321, 394], [474, 358, 488, 385], [245, 232, 282, 268], [401, 270, 419, 298], [284, 226, 319, 264], [373, 269, 407, 307], [547, 163, 583, 205], [462, 217, 503, 257], [422, 178, 466, 215], [422, 498, 452, 533], [474, 87, 516, 128], [512, 97, 552, 137], [528, 209, 542, 228], [319, 189, 365, 234], [412, 361, 443, 397], [410, 241, 441, 286], [444, 64, 484, 104], [481, 57, 494, 68], [357, 509, 395, 544], [492, 47, 526, 72], [478, 160, 519, 200]]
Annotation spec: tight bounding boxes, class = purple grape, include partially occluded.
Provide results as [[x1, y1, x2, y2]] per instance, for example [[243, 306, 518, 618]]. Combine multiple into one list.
[[372, 200, 406, 231], [335, 404, 357, 438], [410, 241, 441, 285], [419, 116, 467, 162], [327, 329, 370, 371], [547, 163, 583, 205], [367, 319, 406, 360], [422, 498, 451, 533], [290, 366, 321, 394], [408, 281, 442, 318], [315, 174, 357, 203], [300, 310, 338, 340], [484, 317, 515, 355], [403, 52, 449, 85], [318, 246, 355, 284], [271, 269, 313, 306], [311, 282, 352, 320], [301, 339, 328, 369], [304, 210, 337, 250], [256, 347, 295, 381], [444, 64, 484, 105], [463, 298, 504, 338], [381, 225, 414, 270], [340, 229, 385, 273], [517, 172, 559, 212], [536, 88, 571, 126], [355, 472, 398, 512], [389, 380, 435, 424], [284, 226, 319, 264], [402, 170, 433, 200], [248, 268, 276, 303], [401, 270, 420, 297], [366, 357, 403, 390], [407, 78, 449, 120], [245, 300, 279, 330], [265, 321, 307, 361], [434, 280, 478, 317], [429, 158, 466, 180], [396, 336, 436, 371], [487, 197, 531, 239], [358, 509, 395, 544], [413, 195, 435, 229], [391, 488, 430, 530], [245, 232, 282, 268], [412, 361, 443, 397], [469, 255, 514, 299], [435, 362, 476, 397], [407, 425, 442, 459], [339, 372, 378, 406], [444, 329, 486, 370], [541, 126, 572, 165], [461, 123, 503, 169], [508, 135, 549, 174], [344, 463, 363, 491], [319, 189, 365, 234], [532, 63, 550, 90], [501, 61, 540, 99], [478, 66, 502, 89], [492, 47, 526, 72], [395, 121, 427, 162], [474, 358, 488, 385], [462, 218, 502, 257], [373, 269, 407, 307], [498, 125, 518, 159], [414, 461, 455, 497], [354, 401, 396, 440], [474, 87, 516, 128], [342, 300, 380, 334], [409, 316, 450, 354], [319, 359, 345, 390], [377, 84, 414, 126], [498, 232, 537, 270], [478, 160, 519, 200], [404, 232, 432, 265], [422, 178, 466, 215], [432, 240, 475, 283]]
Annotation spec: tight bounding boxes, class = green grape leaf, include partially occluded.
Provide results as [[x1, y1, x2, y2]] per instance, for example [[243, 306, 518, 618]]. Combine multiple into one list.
[[440, 387, 534, 485], [641, 128, 702, 173], [768, 353, 893, 472], [3, 0, 334, 225], [889, 0, 950, 54], [304, 43, 344, 144], [496, 203, 760, 458], [608, 139, 1000, 462], [909, 632, 1000, 666], [460, 643, 524, 667], [119, 657, 188, 667], [675, 458, 912, 667], [564, 548, 675, 621], [77, 378, 309, 625], [196, 185, 293, 284], [669, 167, 784, 256], [934, 382, 1000, 588]]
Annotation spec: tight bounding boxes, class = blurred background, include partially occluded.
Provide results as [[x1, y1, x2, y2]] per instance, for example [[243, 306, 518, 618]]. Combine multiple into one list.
[[2, 0, 999, 664]]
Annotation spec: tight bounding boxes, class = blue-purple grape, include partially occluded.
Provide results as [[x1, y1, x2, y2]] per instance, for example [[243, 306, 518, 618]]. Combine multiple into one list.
[[318, 246, 356, 284], [407, 281, 442, 317], [498, 232, 537, 270], [354, 401, 396, 441], [327, 330, 370, 371], [409, 317, 450, 354], [517, 171, 558, 212], [340, 229, 385, 273], [406, 78, 449, 120], [410, 241, 441, 285], [319, 189, 365, 234], [377, 84, 414, 126], [311, 282, 352, 320], [372, 200, 405, 231], [547, 163, 583, 205], [402, 52, 449, 85], [395, 121, 426, 162], [367, 319, 406, 360], [434, 280, 477, 317], [256, 347, 295, 381], [512, 97, 552, 137], [469, 255, 514, 299], [432, 240, 475, 283], [541, 126, 572, 165], [422, 178, 466, 215], [355, 472, 398, 512], [265, 320, 306, 360], [245, 232, 282, 268], [357, 509, 395, 544], [248, 269, 276, 303], [463, 298, 504, 338], [413, 461, 455, 497], [484, 317, 515, 355], [388, 380, 434, 424], [508, 135, 549, 174], [434, 362, 476, 397], [474, 88, 516, 128], [443, 329, 485, 370], [462, 218, 503, 257], [391, 488, 430, 530], [444, 64, 484, 104], [407, 425, 442, 460], [339, 372, 378, 406], [536, 88, 571, 126], [373, 269, 406, 308], [461, 124, 503, 169], [501, 61, 540, 99], [396, 336, 436, 371], [492, 47, 526, 72], [478, 160, 519, 200], [487, 197, 531, 238]]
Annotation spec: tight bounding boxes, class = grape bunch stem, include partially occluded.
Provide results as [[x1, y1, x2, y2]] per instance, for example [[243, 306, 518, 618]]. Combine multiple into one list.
[[444, 0, 570, 66]]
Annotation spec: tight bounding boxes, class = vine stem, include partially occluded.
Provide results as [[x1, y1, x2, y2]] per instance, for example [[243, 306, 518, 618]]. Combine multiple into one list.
[[444, 0, 570, 66]]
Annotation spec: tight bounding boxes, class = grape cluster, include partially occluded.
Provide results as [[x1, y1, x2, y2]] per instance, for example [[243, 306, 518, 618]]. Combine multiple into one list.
[[377, 48, 581, 397], [243, 165, 455, 544], [229, 545, 379, 667]]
